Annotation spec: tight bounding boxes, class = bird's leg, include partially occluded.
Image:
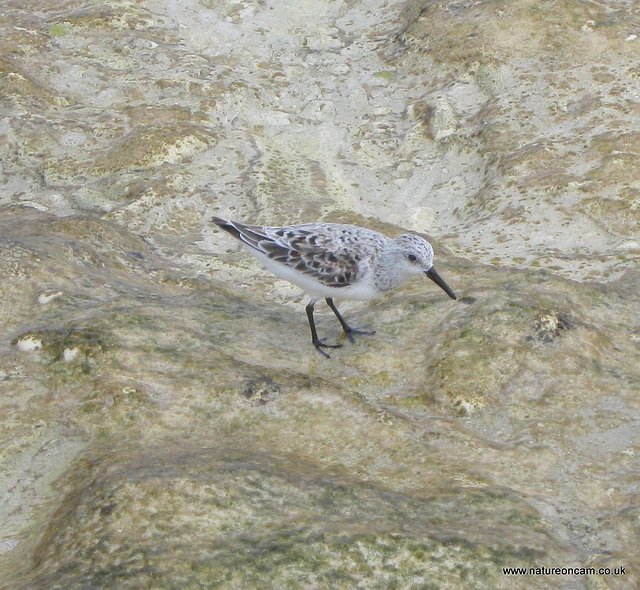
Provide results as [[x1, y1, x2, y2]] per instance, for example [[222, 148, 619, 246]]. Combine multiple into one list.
[[306, 299, 342, 358], [325, 298, 376, 344]]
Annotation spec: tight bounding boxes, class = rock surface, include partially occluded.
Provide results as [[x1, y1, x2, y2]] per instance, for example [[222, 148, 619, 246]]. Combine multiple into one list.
[[1, 0, 640, 588]]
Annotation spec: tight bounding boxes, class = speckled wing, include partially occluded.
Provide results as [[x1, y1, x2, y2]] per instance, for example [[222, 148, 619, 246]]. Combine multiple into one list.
[[214, 218, 359, 288]]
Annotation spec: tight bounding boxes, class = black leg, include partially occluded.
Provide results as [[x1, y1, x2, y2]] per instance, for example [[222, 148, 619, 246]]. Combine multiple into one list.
[[325, 298, 376, 343], [305, 299, 342, 358]]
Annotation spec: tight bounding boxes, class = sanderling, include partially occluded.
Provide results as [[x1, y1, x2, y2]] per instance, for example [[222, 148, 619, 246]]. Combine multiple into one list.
[[212, 217, 457, 358]]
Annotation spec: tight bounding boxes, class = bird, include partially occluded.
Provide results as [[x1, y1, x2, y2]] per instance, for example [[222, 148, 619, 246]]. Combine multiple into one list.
[[212, 217, 457, 357]]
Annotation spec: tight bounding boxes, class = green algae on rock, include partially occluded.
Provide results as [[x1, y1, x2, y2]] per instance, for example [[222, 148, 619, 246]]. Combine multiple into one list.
[[25, 444, 577, 590]]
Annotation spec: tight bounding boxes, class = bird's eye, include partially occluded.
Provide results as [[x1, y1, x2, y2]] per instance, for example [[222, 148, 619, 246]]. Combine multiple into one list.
[[407, 254, 418, 262]]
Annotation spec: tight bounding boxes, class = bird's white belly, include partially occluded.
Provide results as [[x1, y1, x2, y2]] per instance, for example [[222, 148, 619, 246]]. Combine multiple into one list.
[[248, 248, 381, 301]]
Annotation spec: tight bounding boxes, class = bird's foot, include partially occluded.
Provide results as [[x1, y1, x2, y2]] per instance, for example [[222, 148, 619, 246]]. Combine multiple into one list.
[[313, 339, 343, 359], [344, 327, 376, 344]]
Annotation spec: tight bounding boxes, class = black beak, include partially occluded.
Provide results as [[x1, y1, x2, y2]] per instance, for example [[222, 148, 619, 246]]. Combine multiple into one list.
[[425, 267, 457, 300]]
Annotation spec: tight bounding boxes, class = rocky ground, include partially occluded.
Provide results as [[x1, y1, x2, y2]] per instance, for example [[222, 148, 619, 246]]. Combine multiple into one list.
[[1, 1, 640, 588]]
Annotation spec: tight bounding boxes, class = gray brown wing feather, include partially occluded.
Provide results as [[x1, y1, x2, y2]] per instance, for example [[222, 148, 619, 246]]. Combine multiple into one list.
[[220, 220, 360, 288]]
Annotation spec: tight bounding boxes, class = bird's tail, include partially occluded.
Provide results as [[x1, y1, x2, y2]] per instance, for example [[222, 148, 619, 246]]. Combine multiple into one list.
[[211, 216, 242, 240]]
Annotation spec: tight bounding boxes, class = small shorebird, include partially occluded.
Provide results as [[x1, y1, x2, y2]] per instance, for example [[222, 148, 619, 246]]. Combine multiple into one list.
[[212, 217, 457, 357]]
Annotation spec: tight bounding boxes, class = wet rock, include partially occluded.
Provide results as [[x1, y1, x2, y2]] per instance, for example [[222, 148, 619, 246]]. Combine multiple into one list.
[[530, 310, 574, 343], [0, 54, 69, 107], [241, 376, 282, 405], [24, 445, 579, 590], [2, 0, 640, 587]]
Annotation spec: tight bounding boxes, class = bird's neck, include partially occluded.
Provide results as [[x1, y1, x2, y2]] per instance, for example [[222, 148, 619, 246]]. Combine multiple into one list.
[[372, 252, 405, 293]]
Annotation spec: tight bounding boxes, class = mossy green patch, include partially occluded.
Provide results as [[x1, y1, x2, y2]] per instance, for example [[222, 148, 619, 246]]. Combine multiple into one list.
[[373, 70, 397, 80], [49, 24, 67, 36]]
